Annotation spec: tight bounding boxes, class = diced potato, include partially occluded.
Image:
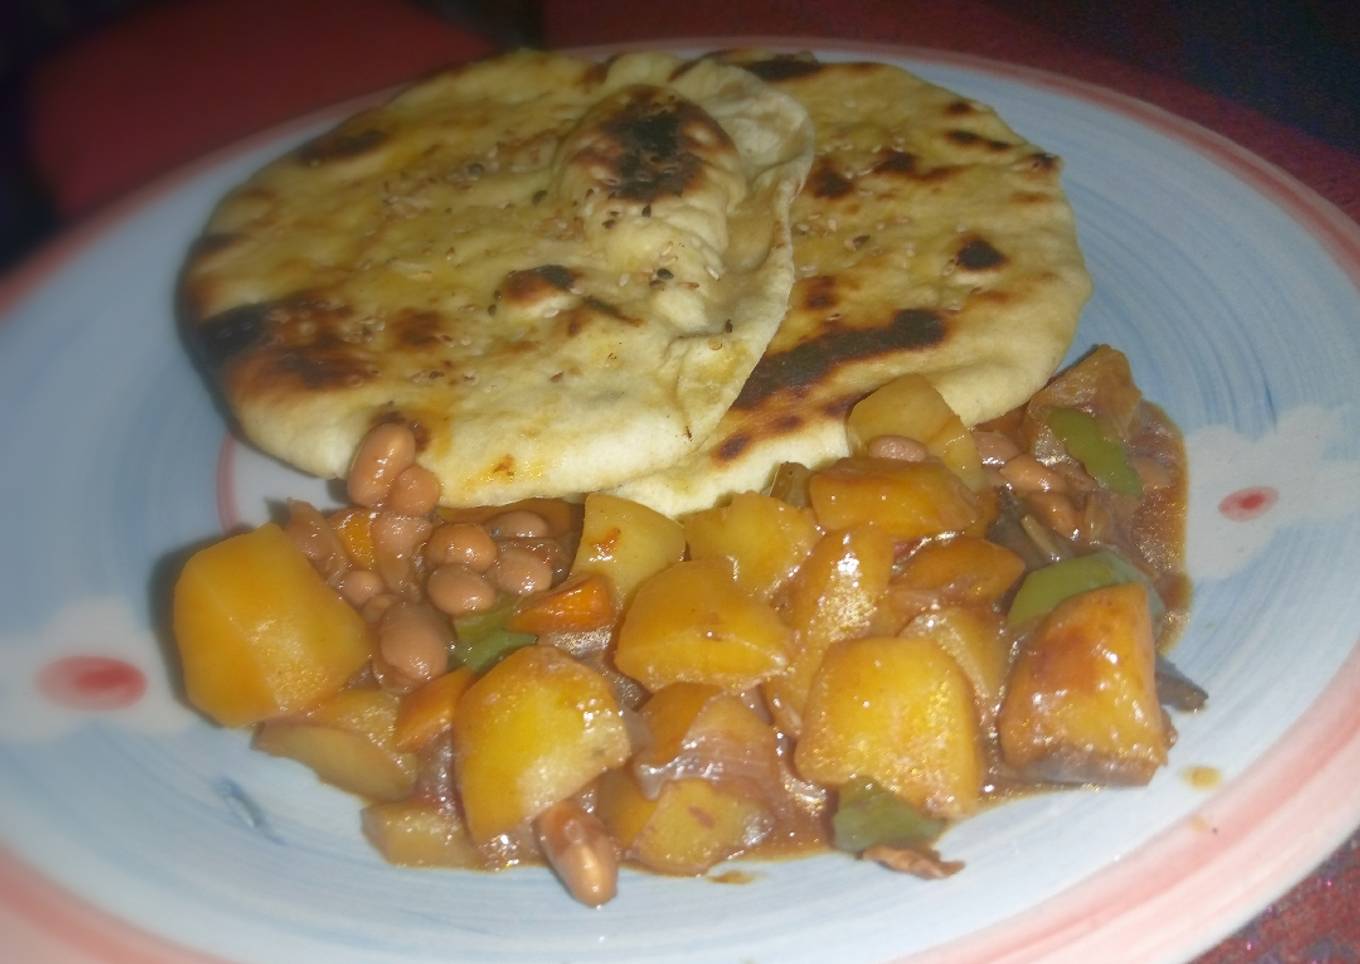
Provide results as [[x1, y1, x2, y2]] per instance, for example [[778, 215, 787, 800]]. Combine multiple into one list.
[[392, 667, 474, 752], [614, 560, 791, 693], [254, 688, 417, 802], [595, 769, 772, 875], [571, 493, 685, 604], [506, 574, 617, 634], [999, 583, 1168, 785], [362, 799, 481, 867], [900, 608, 1011, 725], [894, 536, 1026, 611], [765, 525, 894, 733], [453, 646, 630, 842], [329, 507, 379, 570], [795, 636, 983, 818], [173, 523, 372, 727], [807, 458, 980, 541], [633, 684, 781, 800], [847, 374, 986, 490], [683, 492, 820, 601]]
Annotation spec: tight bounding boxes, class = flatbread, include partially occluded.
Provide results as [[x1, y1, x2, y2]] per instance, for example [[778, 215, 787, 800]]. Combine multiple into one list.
[[181, 50, 813, 505], [614, 53, 1092, 515]]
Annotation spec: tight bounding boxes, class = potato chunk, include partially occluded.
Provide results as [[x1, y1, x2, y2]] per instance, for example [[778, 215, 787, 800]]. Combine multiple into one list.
[[795, 636, 983, 818], [892, 536, 1026, 615], [362, 800, 480, 868], [847, 374, 985, 490], [452, 646, 630, 842], [900, 608, 1011, 726], [614, 560, 791, 693], [764, 525, 894, 733], [807, 458, 980, 541], [570, 493, 685, 605], [596, 769, 772, 875], [173, 523, 372, 727], [254, 688, 417, 802], [683, 492, 820, 601], [999, 583, 1168, 785]]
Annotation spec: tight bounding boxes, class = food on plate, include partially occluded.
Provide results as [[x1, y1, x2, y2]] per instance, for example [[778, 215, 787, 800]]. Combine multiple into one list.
[[170, 48, 1197, 907], [180, 49, 814, 505], [172, 341, 1195, 905], [614, 52, 1091, 514]]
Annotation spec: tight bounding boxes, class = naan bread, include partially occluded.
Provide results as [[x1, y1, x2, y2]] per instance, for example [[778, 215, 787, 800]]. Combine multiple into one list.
[[614, 53, 1091, 515], [181, 50, 813, 505]]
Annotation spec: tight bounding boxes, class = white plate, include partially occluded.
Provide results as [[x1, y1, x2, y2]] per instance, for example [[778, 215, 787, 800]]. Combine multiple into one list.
[[2, 40, 1358, 964]]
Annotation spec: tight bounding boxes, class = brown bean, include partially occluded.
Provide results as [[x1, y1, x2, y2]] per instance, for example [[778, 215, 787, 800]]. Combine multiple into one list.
[[1000, 454, 1067, 493], [535, 800, 618, 907], [338, 569, 384, 608], [284, 499, 349, 583], [347, 423, 417, 508], [498, 538, 570, 582], [427, 565, 496, 617], [388, 465, 441, 516], [973, 430, 1021, 466], [487, 509, 550, 539], [426, 523, 498, 572], [867, 434, 929, 462], [361, 593, 398, 624], [372, 512, 434, 600], [378, 602, 450, 683], [492, 545, 554, 595]]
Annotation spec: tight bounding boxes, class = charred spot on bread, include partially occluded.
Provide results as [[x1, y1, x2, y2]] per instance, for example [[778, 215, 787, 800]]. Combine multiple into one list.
[[739, 55, 824, 83], [733, 308, 946, 410], [191, 301, 272, 368], [296, 128, 387, 166], [501, 265, 578, 304], [945, 130, 1014, 152], [393, 309, 445, 348], [715, 433, 752, 462], [578, 87, 733, 205], [802, 275, 838, 310], [809, 158, 853, 199], [956, 238, 1007, 271]]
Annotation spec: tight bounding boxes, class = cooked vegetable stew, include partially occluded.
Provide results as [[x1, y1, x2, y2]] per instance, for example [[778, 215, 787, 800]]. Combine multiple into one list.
[[172, 345, 1196, 905]]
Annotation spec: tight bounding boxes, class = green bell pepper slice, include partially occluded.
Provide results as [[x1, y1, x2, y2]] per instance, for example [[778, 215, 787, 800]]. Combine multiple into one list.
[[1046, 407, 1143, 497], [1006, 548, 1161, 628], [832, 778, 946, 853], [452, 595, 536, 673]]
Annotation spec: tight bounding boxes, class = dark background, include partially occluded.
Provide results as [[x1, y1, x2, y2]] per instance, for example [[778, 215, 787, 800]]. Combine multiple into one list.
[[0, 0, 1356, 270]]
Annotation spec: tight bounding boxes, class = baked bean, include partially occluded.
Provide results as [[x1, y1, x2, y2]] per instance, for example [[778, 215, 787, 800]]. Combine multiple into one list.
[[535, 800, 618, 907], [372, 512, 434, 600], [369, 649, 420, 694], [388, 465, 441, 517], [498, 538, 570, 581], [1000, 454, 1067, 493], [487, 509, 550, 539], [492, 545, 554, 595], [338, 569, 384, 607], [378, 602, 450, 683], [426, 523, 498, 572], [867, 434, 928, 462], [361, 593, 398, 624], [284, 499, 349, 583], [973, 430, 1021, 466], [347, 423, 417, 508], [427, 565, 496, 617], [1028, 491, 1081, 540]]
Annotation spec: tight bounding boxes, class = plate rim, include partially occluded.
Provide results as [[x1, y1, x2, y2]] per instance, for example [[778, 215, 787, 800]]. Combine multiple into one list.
[[3, 35, 1358, 963]]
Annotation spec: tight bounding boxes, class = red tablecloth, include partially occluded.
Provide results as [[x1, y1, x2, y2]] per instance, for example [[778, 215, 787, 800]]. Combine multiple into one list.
[[19, 1, 1360, 959]]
